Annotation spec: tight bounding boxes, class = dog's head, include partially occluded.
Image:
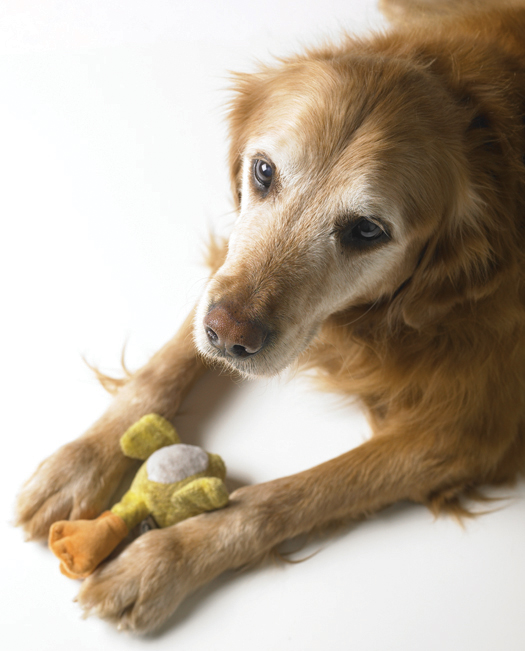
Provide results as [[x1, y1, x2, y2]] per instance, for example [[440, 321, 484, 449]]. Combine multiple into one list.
[[194, 52, 518, 377]]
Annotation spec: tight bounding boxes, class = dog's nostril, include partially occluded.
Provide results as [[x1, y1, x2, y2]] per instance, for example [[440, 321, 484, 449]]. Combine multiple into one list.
[[230, 344, 251, 358], [205, 326, 219, 345]]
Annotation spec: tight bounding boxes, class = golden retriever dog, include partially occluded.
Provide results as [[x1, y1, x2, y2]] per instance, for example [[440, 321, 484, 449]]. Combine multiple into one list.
[[16, 0, 525, 633]]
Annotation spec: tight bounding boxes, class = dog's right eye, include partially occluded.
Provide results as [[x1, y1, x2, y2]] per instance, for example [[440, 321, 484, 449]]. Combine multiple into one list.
[[253, 159, 273, 190]]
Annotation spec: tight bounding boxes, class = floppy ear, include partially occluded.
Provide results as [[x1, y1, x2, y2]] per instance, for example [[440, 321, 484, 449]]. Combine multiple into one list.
[[227, 71, 267, 208], [398, 213, 512, 329], [398, 92, 525, 330]]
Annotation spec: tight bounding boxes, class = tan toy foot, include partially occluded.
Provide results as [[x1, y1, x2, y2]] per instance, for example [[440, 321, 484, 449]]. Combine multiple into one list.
[[49, 511, 129, 579]]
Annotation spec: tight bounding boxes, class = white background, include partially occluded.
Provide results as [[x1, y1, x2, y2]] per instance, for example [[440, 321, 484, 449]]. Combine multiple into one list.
[[2, 1, 525, 649]]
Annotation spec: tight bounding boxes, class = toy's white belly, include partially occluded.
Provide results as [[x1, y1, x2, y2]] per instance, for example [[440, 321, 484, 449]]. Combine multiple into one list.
[[146, 444, 209, 484]]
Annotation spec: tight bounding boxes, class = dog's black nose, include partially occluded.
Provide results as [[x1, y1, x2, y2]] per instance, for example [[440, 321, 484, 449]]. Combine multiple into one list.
[[204, 305, 267, 358]]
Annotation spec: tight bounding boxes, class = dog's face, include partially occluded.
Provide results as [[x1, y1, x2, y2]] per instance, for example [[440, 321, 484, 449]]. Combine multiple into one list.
[[195, 55, 474, 377]]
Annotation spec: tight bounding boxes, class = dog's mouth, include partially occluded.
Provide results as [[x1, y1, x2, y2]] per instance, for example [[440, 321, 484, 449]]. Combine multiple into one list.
[[194, 298, 321, 378]]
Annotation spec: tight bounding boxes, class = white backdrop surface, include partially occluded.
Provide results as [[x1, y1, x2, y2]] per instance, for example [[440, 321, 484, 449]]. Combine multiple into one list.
[[2, 1, 525, 650]]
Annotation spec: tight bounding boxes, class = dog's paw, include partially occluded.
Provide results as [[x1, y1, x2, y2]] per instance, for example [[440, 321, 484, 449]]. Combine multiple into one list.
[[77, 528, 191, 633], [16, 437, 125, 541]]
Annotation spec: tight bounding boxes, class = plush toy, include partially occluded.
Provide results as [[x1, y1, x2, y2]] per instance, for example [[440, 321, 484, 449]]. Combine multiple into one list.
[[49, 414, 229, 579]]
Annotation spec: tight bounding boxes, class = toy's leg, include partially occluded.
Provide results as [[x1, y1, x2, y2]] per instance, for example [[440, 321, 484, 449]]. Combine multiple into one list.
[[111, 489, 150, 532], [49, 511, 129, 579], [16, 236, 227, 542], [164, 477, 229, 526]]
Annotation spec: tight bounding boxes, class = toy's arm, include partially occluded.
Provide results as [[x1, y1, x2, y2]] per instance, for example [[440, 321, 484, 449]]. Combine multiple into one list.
[[165, 477, 229, 527], [120, 413, 180, 461]]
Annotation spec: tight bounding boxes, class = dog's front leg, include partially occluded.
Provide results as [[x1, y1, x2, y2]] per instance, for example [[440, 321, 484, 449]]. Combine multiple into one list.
[[77, 426, 496, 633], [16, 309, 208, 541]]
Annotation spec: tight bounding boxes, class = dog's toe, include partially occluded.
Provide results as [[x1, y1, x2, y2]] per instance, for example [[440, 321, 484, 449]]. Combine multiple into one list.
[[79, 562, 140, 623], [76, 529, 191, 633]]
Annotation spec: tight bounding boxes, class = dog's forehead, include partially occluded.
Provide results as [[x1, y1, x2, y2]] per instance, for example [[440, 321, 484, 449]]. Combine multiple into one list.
[[247, 62, 367, 162], [242, 73, 408, 223], [245, 59, 427, 180], [240, 56, 460, 230]]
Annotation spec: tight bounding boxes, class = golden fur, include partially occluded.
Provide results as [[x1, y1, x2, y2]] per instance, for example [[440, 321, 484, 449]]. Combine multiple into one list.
[[16, 0, 525, 633]]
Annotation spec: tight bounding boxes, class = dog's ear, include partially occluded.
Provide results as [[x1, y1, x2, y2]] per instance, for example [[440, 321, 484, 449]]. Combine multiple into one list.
[[398, 96, 525, 330], [227, 71, 267, 209], [398, 209, 514, 330]]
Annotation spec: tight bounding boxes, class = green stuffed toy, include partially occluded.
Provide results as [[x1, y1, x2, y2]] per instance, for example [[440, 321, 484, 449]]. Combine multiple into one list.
[[49, 414, 229, 579]]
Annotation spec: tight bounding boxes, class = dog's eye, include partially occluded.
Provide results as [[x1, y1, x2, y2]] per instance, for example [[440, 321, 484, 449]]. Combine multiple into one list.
[[353, 219, 383, 241], [337, 218, 388, 248], [253, 159, 273, 189]]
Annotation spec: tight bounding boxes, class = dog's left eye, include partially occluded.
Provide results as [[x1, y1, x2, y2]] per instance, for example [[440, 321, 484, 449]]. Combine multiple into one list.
[[336, 218, 388, 248], [253, 159, 273, 189], [353, 219, 383, 240]]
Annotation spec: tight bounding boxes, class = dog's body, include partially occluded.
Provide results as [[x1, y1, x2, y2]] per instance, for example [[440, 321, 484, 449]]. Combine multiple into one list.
[[16, 0, 525, 632]]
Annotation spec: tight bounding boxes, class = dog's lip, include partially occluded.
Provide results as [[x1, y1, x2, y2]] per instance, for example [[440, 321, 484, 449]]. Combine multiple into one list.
[[197, 327, 286, 377], [199, 318, 324, 379], [196, 294, 324, 376]]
